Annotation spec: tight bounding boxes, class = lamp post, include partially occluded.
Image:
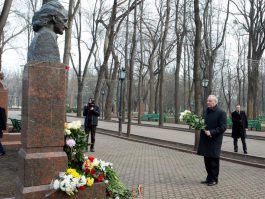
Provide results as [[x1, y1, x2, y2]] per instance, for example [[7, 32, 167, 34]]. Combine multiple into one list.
[[118, 68, 126, 135], [101, 89, 105, 120], [202, 78, 209, 113]]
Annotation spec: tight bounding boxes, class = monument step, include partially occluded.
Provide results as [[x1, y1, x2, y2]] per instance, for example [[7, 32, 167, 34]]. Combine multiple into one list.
[[2, 141, 21, 150], [2, 133, 21, 142]]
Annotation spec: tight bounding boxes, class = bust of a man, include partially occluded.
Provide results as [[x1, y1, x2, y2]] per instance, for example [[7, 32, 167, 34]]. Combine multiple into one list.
[[27, 0, 68, 63]]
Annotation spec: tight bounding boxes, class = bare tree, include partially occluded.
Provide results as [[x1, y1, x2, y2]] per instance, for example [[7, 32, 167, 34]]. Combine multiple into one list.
[[158, 0, 171, 127], [221, 59, 233, 114], [137, 0, 144, 124], [174, 0, 187, 123], [63, 0, 80, 65], [127, 2, 138, 136], [94, 0, 143, 104], [231, 0, 265, 119], [202, 0, 230, 96], [0, 0, 13, 71], [142, 19, 160, 114], [193, 0, 202, 150], [70, 2, 101, 117]]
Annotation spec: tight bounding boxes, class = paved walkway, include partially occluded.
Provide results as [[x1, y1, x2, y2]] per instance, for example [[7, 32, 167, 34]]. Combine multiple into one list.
[[7, 110, 265, 158], [2, 133, 265, 198], [93, 134, 265, 198], [5, 110, 265, 198], [67, 117, 265, 158]]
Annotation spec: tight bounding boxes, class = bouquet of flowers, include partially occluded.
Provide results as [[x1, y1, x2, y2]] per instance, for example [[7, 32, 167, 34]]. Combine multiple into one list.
[[82, 156, 132, 198], [50, 121, 133, 198], [63, 121, 88, 170], [51, 168, 87, 196], [179, 110, 206, 130]]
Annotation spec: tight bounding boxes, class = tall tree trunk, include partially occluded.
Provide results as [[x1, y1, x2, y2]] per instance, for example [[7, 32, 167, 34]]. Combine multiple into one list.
[[127, 4, 137, 137], [63, 0, 80, 65], [123, 0, 131, 122], [194, 0, 202, 151], [137, 0, 144, 124], [159, 0, 171, 127], [105, 49, 119, 120], [148, 56, 156, 114], [94, 0, 117, 104], [174, 0, 186, 123], [155, 77, 159, 113], [0, 0, 13, 71], [77, 81, 83, 117]]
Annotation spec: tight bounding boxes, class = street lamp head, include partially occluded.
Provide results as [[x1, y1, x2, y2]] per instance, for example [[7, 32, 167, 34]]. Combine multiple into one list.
[[118, 68, 126, 80], [202, 79, 209, 88]]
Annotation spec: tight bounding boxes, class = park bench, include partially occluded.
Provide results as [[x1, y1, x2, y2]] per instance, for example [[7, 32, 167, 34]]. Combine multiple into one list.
[[141, 113, 167, 122], [259, 115, 265, 123], [248, 120, 261, 131], [8, 118, 22, 132]]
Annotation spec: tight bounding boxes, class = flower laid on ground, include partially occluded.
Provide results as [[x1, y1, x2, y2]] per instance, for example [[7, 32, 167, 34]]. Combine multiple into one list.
[[51, 169, 87, 196], [180, 110, 206, 130], [51, 120, 133, 198]]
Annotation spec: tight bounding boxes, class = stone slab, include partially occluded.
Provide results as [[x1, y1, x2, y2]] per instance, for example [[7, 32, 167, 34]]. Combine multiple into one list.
[[21, 63, 66, 150], [16, 62, 68, 198], [16, 182, 106, 199], [17, 148, 67, 187]]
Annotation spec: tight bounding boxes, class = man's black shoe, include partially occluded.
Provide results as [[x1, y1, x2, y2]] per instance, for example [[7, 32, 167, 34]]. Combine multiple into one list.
[[244, 151, 247, 154], [90, 149, 95, 152], [0, 152, 6, 156], [200, 180, 210, 184], [207, 181, 218, 186]]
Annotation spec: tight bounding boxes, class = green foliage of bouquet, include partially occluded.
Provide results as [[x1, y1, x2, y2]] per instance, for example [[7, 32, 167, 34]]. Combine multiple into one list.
[[179, 110, 206, 130], [105, 167, 133, 198]]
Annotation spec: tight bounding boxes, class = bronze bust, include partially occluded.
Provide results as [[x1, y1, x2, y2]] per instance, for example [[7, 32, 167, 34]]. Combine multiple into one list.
[[27, 0, 68, 63]]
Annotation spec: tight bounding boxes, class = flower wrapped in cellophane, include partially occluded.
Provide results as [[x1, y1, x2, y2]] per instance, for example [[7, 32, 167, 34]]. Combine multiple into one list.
[[179, 110, 206, 131]]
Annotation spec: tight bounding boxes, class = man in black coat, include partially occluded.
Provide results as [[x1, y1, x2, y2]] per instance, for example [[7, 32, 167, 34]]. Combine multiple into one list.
[[0, 106, 7, 155], [83, 98, 100, 152], [231, 105, 248, 154], [197, 95, 227, 186]]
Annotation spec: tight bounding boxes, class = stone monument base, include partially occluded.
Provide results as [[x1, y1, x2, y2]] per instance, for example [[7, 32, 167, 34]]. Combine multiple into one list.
[[16, 182, 106, 199], [15, 62, 68, 199]]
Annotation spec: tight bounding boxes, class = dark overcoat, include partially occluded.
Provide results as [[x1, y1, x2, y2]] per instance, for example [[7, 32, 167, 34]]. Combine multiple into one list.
[[231, 111, 248, 139], [83, 105, 100, 127], [197, 106, 227, 158], [0, 107, 7, 138]]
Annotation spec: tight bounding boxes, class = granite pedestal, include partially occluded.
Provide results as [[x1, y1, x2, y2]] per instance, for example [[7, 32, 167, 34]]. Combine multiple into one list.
[[16, 62, 68, 198]]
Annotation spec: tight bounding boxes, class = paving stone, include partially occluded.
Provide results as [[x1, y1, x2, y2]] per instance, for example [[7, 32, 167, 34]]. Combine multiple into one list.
[[90, 134, 265, 199]]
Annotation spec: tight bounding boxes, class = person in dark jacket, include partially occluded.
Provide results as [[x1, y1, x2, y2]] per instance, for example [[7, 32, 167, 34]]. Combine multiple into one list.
[[197, 95, 227, 186], [83, 98, 100, 152], [0, 106, 7, 155], [231, 105, 248, 154]]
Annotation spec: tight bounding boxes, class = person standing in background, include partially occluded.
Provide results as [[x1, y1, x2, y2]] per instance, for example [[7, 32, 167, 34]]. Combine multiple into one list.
[[83, 98, 100, 152], [231, 105, 248, 154], [0, 106, 7, 156]]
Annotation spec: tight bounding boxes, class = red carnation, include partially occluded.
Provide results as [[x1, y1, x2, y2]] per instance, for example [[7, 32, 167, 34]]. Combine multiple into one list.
[[65, 65, 70, 70], [90, 169, 96, 175], [79, 186, 85, 191], [97, 175, 104, 182], [88, 156, 95, 162]]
